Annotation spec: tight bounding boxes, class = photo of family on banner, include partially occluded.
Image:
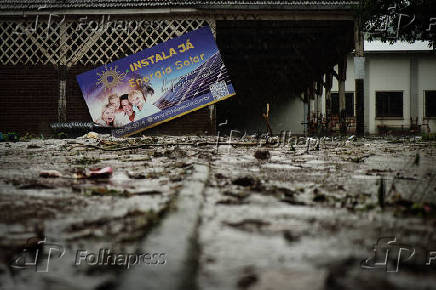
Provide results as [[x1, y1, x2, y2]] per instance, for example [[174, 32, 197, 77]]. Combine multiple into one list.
[[76, 25, 236, 137]]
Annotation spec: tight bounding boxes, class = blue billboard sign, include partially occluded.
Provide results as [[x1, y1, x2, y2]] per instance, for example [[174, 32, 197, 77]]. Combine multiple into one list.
[[76, 26, 235, 137]]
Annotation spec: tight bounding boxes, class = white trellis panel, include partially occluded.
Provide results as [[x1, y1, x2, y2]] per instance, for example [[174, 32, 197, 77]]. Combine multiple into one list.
[[0, 15, 216, 67]]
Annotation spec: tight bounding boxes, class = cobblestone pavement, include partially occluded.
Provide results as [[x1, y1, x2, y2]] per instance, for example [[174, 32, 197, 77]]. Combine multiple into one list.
[[0, 135, 435, 290]]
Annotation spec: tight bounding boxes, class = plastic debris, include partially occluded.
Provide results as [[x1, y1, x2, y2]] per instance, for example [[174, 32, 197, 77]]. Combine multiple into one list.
[[39, 170, 62, 178], [72, 168, 87, 179], [254, 150, 271, 161], [232, 176, 259, 187], [87, 167, 113, 179], [73, 167, 113, 179], [82, 132, 99, 139], [6, 133, 19, 142]]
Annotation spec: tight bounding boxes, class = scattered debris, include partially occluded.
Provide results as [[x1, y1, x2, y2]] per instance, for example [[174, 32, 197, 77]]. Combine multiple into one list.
[[215, 173, 227, 179], [127, 171, 147, 179], [87, 167, 113, 179], [232, 176, 259, 187], [305, 138, 319, 152], [72, 167, 112, 179], [73, 156, 101, 165], [343, 154, 372, 163], [237, 266, 258, 289], [283, 230, 300, 243], [366, 168, 393, 174], [4, 133, 19, 142], [174, 161, 189, 168], [82, 186, 126, 196], [153, 151, 164, 157], [389, 193, 436, 217], [135, 190, 163, 196], [125, 156, 152, 162], [254, 150, 271, 161], [313, 188, 327, 202], [414, 153, 420, 166], [377, 178, 386, 209], [83, 132, 99, 139], [164, 147, 187, 159], [223, 219, 270, 232], [216, 198, 248, 206], [72, 168, 87, 179], [1, 135, 436, 290], [223, 190, 250, 199], [197, 152, 212, 160], [18, 183, 55, 190], [39, 170, 62, 178], [261, 103, 273, 136]]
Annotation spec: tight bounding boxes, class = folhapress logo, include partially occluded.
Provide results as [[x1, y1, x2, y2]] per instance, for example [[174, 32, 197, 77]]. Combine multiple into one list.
[[9, 237, 65, 272], [9, 237, 167, 272], [361, 236, 436, 272], [75, 249, 167, 269]]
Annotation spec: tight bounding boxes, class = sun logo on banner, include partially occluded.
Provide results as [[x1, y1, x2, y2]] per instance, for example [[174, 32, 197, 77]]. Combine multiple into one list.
[[96, 66, 126, 91]]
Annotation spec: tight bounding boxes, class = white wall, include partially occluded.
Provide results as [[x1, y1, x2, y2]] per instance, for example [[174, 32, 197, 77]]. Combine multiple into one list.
[[271, 96, 305, 135], [368, 55, 411, 134], [418, 56, 436, 133]]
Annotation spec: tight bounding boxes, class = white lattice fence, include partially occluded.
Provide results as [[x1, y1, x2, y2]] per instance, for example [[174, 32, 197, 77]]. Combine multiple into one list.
[[0, 16, 215, 66], [0, 19, 61, 65]]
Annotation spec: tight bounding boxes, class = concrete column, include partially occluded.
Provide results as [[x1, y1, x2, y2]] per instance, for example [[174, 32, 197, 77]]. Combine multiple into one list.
[[355, 58, 365, 135], [364, 57, 370, 134], [321, 79, 326, 116], [316, 81, 323, 117], [354, 18, 365, 136], [410, 56, 418, 121], [338, 56, 347, 135], [303, 90, 309, 135], [324, 73, 332, 115]]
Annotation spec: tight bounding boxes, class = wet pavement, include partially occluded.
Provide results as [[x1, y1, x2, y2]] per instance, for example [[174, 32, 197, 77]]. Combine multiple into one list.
[[0, 135, 435, 289]]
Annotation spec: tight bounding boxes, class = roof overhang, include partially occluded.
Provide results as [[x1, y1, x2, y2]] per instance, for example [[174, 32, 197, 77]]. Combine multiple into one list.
[[0, 1, 360, 15]]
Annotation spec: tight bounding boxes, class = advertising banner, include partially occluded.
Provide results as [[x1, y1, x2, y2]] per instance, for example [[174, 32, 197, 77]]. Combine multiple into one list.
[[76, 25, 235, 137]]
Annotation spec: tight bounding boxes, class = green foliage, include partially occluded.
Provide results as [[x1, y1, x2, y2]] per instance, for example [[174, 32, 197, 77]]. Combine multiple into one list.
[[21, 132, 36, 141], [358, 0, 436, 45]]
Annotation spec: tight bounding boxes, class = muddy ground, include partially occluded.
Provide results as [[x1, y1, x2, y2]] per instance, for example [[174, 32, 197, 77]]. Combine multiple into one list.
[[0, 134, 435, 290]]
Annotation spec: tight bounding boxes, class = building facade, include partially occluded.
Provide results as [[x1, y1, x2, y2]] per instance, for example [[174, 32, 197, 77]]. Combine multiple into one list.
[[0, 0, 361, 136], [326, 41, 436, 135]]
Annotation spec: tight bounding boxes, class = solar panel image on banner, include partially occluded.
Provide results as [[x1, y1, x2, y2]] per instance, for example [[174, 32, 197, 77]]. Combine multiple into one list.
[[154, 52, 232, 110]]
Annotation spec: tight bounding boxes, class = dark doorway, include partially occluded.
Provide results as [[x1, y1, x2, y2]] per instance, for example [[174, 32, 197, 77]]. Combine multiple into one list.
[[215, 20, 354, 134]]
